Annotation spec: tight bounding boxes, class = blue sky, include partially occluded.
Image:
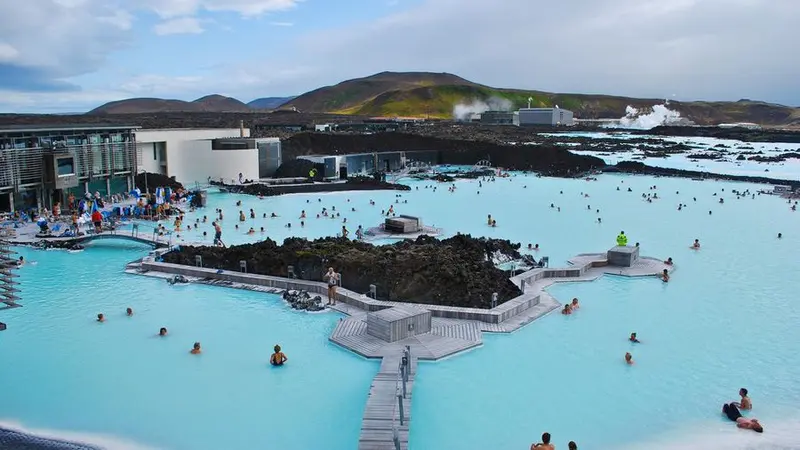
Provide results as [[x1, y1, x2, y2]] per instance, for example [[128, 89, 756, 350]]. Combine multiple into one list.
[[0, 0, 798, 113]]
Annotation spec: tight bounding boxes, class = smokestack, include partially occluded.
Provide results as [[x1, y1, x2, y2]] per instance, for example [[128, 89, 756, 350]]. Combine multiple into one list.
[[239, 120, 245, 138]]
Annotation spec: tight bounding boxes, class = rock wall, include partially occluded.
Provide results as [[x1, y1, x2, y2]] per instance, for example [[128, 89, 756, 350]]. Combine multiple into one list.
[[281, 132, 606, 177], [161, 235, 523, 308]]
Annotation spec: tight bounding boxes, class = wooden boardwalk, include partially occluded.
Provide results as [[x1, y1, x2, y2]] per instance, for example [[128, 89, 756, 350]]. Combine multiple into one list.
[[359, 353, 416, 450]]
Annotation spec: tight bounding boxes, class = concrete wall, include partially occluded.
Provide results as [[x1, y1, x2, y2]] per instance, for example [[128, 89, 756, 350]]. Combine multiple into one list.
[[136, 129, 254, 186], [519, 108, 574, 126]]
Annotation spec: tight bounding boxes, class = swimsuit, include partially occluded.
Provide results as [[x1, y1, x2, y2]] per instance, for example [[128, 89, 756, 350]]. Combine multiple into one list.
[[723, 403, 742, 422]]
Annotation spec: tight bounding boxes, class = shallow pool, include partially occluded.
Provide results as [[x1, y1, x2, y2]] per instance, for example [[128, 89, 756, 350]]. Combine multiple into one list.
[[0, 244, 377, 450]]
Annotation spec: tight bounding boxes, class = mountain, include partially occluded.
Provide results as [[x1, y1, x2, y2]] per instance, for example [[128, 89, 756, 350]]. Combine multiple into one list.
[[279, 71, 800, 126], [192, 95, 251, 112], [89, 94, 251, 114], [248, 96, 297, 110], [279, 72, 477, 114]]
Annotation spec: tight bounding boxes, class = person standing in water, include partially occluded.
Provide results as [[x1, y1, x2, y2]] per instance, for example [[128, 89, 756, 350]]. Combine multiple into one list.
[[270, 345, 288, 366]]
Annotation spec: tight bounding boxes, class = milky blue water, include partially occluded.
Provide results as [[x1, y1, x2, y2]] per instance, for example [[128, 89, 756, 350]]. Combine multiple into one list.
[[0, 244, 378, 450], [546, 131, 800, 180], [2, 136, 800, 449]]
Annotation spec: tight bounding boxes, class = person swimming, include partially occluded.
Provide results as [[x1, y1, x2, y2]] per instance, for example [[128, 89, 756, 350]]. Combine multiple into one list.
[[561, 304, 572, 315], [159, 327, 168, 336], [692, 239, 701, 249], [722, 403, 763, 432], [190, 342, 202, 354], [664, 257, 673, 265], [661, 269, 670, 282], [570, 298, 579, 310], [629, 332, 640, 343], [625, 352, 634, 364], [97, 313, 105, 322], [270, 345, 288, 366], [126, 307, 133, 316]]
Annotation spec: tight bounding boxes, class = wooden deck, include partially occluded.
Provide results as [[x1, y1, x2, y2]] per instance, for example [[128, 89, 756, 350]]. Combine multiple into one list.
[[329, 314, 483, 360], [358, 353, 416, 450]]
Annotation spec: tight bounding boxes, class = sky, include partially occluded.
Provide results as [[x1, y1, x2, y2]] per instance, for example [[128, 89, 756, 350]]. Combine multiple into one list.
[[0, 0, 798, 113]]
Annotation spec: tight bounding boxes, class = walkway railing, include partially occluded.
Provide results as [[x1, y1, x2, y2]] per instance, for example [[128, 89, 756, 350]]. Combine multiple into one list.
[[391, 346, 412, 450]]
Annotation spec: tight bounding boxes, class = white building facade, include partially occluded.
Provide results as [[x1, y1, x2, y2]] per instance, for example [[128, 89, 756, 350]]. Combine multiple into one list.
[[135, 128, 260, 186]]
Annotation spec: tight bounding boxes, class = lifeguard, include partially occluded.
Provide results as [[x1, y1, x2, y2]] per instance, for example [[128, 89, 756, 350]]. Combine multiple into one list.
[[616, 231, 628, 246]]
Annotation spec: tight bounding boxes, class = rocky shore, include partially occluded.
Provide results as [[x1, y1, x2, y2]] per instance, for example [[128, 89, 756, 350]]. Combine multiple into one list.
[[281, 132, 606, 177], [211, 175, 410, 196], [606, 161, 800, 188], [160, 235, 526, 308], [637, 126, 800, 143]]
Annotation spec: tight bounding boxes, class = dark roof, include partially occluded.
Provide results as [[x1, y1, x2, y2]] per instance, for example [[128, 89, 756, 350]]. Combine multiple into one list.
[[0, 124, 141, 134]]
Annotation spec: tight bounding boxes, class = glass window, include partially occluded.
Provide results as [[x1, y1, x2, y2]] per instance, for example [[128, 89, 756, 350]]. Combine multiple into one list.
[[57, 158, 75, 176]]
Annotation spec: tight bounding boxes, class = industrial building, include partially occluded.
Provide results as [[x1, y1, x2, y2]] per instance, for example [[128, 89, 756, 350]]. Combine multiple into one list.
[[0, 124, 139, 212], [518, 107, 574, 126], [298, 150, 439, 180], [135, 124, 282, 185], [480, 111, 519, 125]]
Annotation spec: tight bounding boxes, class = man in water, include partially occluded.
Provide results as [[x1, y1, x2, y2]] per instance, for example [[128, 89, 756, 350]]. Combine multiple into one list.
[[722, 403, 763, 433], [531, 432, 554, 450], [733, 388, 752, 410]]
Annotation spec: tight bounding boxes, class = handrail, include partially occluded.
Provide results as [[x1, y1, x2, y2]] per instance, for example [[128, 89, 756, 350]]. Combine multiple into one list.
[[391, 345, 412, 450]]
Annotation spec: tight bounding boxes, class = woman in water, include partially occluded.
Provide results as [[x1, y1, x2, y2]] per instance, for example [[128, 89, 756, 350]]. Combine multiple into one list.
[[270, 345, 288, 366], [625, 352, 634, 365], [692, 239, 701, 249], [190, 342, 202, 355], [570, 298, 580, 310]]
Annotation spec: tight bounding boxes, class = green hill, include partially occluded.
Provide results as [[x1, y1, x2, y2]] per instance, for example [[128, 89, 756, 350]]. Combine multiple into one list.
[[280, 72, 800, 126]]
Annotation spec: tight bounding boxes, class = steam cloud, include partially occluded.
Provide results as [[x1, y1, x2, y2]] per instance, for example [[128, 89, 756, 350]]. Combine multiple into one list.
[[453, 97, 513, 121], [604, 104, 688, 130]]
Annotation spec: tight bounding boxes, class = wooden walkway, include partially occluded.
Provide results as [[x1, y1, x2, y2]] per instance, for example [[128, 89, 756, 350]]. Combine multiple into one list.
[[359, 353, 416, 450]]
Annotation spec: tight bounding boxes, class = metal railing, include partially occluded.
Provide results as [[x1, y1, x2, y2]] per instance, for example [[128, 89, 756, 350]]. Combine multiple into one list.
[[0, 142, 137, 190], [0, 239, 21, 314], [392, 345, 412, 450]]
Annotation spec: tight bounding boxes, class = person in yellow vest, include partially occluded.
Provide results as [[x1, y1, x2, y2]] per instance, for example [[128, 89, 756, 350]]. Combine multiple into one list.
[[616, 231, 628, 246]]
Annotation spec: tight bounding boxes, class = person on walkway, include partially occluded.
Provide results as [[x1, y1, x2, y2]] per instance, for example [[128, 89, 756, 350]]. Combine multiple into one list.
[[531, 432, 554, 450], [616, 231, 628, 246], [325, 267, 340, 306]]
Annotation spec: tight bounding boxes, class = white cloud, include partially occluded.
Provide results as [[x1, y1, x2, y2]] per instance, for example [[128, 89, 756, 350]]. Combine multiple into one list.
[[98, 10, 135, 30], [154, 17, 205, 35], [119, 74, 205, 95], [0, 42, 19, 62], [282, 0, 800, 104], [269, 21, 294, 26], [1, 0, 799, 112], [139, 0, 301, 18]]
